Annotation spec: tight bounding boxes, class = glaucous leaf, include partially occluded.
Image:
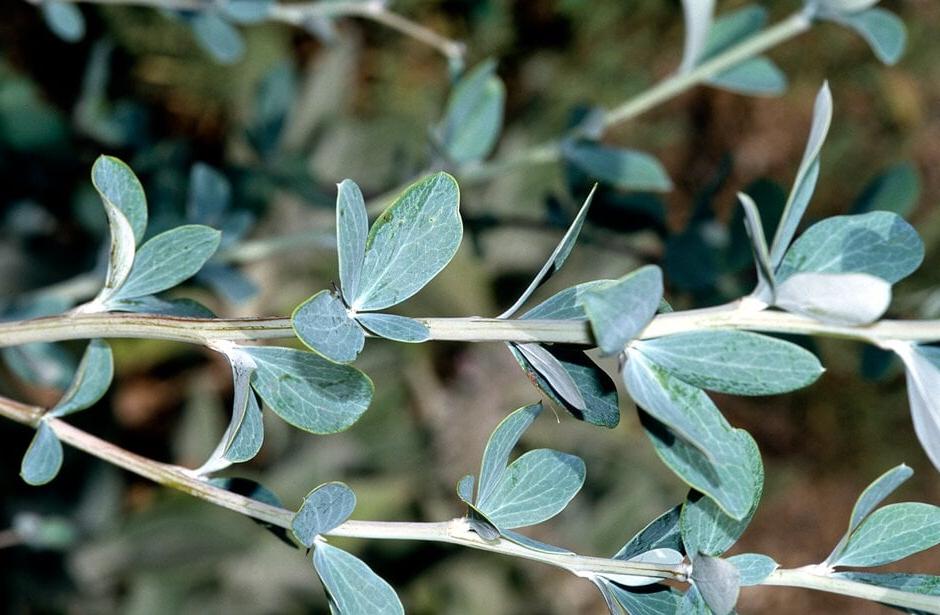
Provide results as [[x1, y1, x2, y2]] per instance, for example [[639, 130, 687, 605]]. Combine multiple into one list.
[[21, 421, 63, 486], [598, 580, 681, 615], [509, 344, 619, 427], [682, 481, 762, 558], [633, 330, 824, 396], [2, 343, 76, 390], [831, 503, 940, 568], [499, 187, 596, 318], [292, 290, 365, 363], [457, 474, 475, 504], [680, 586, 711, 614], [191, 12, 245, 65], [727, 553, 777, 586], [708, 57, 786, 96], [187, 163, 231, 225], [833, 8, 906, 65], [223, 389, 263, 463], [476, 449, 586, 529], [356, 313, 430, 343], [563, 143, 673, 192], [41, 0, 85, 43], [700, 5, 767, 60], [768, 83, 833, 267], [614, 505, 684, 560], [519, 279, 614, 320], [513, 343, 586, 411], [112, 225, 221, 301], [581, 265, 663, 356], [690, 554, 741, 615], [852, 162, 920, 217], [826, 464, 913, 564], [477, 403, 543, 504], [776, 212, 924, 284], [49, 339, 113, 418], [438, 59, 506, 164], [244, 347, 373, 434], [313, 542, 404, 615], [106, 296, 216, 317], [336, 179, 368, 303], [775, 271, 891, 326], [629, 361, 763, 520], [679, 0, 715, 73], [91, 155, 147, 244], [352, 173, 461, 311], [891, 344, 940, 472], [292, 482, 357, 547]]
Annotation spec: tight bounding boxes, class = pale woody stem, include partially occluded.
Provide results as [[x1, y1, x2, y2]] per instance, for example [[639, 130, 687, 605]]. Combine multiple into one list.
[[3, 395, 938, 612]]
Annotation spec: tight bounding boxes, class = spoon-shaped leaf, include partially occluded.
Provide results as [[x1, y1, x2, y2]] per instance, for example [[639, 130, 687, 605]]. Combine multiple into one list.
[[313, 542, 404, 615], [292, 482, 356, 547], [292, 290, 365, 363], [21, 421, 63, 486], [581, 265, 663, 356], [336, 179, 368, 303], [477, 403, 543, 504]]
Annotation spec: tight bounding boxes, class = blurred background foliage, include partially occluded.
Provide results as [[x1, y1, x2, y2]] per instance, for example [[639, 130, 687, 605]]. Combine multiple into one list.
[[1, 0, 939, 613]]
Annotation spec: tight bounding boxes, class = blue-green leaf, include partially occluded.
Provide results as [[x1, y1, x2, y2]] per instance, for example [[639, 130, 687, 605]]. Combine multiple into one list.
[[679, 585, 711, 614], [701, 5, 767, 60], [707, 57, 786, 96], [336, 179, 368, 304], [21, 421, 63, 486], [564, 143, 673, 192], [519, 279, 614, 320], [356, 313, 429, 343], [679, 0, 714, 73], [633, 330, 824, 396], [244, 346, 373, 434], [457, 474, 475, 504], [852, 162, 921, 217], [826, 464, 913, 564], [112, 225, 221, 301], [476, 449, 586, 529], [513, 343, 586, 411], [438, 59, 506, 164], [224, 388, 263, 463], [775, 271, 891, 325], [508, 344, 619, 428], [352, 173, 461, 311], [106, 296, 215, 317], [682, 482, 761, 558], [191, 12, 245, 65], [629, 358, 763, 520], [499, 187, 596, 318], [615, 505, 684, 560], [624, 352, 713, 456], [892, 344, 940, 472], [2, 343, 76, 390], [92, 155, 147, 245], [768, 83, 832, 267], [728, 553, 777, 586], [477, 403, 542, 504], [690, 554, 740, 615], [292, 482, 356, 547], [777, 212, 923, 284], [41, 1, 85, 43], [603, 548, 684, 588], [187, 163, 231, 225], [313, 542, 404, 615], [49, 340, 113, 418], [832, 503, 940, 567], [598, 580, 681, 615], [219, 0, 273, 24], [292, 290, 365, 363], [581, 265, 663, 356], [833, 8, 906, 65]]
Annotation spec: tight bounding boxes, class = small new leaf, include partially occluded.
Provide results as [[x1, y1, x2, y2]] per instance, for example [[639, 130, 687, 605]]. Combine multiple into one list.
[[832, 503, 940, 568], [336, 179, 368, 304], [691, 554, 741, 615], [21, 421, 63, 486], [292, 290, 366, 363], [356, 313, 430, 343], [438, 59, 506, 164], [581, 265, 663, 356], [292, 482, 357, 548], [727, 554, 778, 586]]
